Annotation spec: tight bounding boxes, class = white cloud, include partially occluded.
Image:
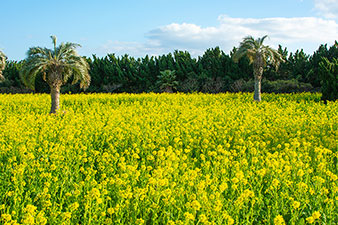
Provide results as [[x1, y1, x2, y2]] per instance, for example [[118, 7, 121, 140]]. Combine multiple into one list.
[[314, 0, 338, 18], [99, 15, 338, 58]]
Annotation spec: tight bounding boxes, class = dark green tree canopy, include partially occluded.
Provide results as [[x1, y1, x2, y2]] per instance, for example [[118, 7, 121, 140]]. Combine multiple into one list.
[[319, 57, 337, 102], [1, 40, 337, 95]]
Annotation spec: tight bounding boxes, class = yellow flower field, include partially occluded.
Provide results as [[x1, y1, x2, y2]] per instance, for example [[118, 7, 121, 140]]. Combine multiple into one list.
[[0, 93, 337, 224]]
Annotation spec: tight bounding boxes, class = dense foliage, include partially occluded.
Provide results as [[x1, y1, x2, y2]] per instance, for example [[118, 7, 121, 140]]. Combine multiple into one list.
[[0, 93, 336, 224], [319, 57, 337, 102], [156, 70, 179, 93], [1, 42, 337, 95]]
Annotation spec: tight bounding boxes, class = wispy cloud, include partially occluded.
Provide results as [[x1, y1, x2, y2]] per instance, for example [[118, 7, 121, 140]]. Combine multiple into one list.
[[98, 40, 164, 57], [314, 0, 338, 18], [98, 15, 338, 58]]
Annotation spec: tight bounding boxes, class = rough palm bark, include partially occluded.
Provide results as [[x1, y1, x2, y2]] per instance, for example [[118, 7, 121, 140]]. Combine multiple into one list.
[[50, 84, 61, 113], [164, 86, 173, 93], [254, 76, 262, 101], [47, 72, 63, 113], [253, 55, 264, 101]]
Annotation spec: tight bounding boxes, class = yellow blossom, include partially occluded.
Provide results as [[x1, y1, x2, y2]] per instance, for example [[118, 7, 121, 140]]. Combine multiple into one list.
[[293, 201, 300, 209], [306, 216, 315, 224], [312, 211, 321, 220], [184, 212, 195, 221], [107, 208, 115, 215], [0, 93, 336, 224], [274, 215, 286, 225], [191, 200, 201, 211]]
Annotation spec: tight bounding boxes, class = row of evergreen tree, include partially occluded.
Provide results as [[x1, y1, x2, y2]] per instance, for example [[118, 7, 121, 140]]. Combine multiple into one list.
[[1, 42, 337, 95]]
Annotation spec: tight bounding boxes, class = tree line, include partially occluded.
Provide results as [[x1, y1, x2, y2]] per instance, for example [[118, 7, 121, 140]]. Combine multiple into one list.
[[1, 41, 337, 97]]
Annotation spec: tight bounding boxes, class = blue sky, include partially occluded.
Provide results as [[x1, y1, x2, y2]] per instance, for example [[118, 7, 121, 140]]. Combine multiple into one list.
[[1, 0, 337, 60]]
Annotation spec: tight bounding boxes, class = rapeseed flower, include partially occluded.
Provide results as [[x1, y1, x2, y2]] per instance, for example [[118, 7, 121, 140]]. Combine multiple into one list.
[[184, 212, 195, 221], [306, 216, 315, 224], [312, 211, 321, 220], [0, 92, 335, 224], [292, 201, 300, 210], [274, 215, 286, 225]]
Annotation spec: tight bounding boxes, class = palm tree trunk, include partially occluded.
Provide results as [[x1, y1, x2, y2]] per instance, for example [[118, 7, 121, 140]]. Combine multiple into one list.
[[164, 86, 173, 93], [254, 75, 262, 101], [253, 57, 264, 101], [50, 84, 61, 114]]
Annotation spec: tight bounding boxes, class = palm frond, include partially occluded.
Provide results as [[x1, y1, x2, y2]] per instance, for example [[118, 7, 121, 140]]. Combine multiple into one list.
[[55, 42, 81, 61], [21, 36, 90, 90], [262, 46, 285, 70], [258, 35, 268, 46], [20, 56, 49, 90], [51, 35, 57, 52], [232, 35, 283, 69], [0, 50, 7, 64], [0, 50, 7, 80], [232, 48, 246, 63], [232, 37, 257, 64]]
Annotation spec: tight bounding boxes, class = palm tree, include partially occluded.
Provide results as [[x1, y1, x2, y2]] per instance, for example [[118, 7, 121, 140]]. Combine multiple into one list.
[[232, 35, 284, 101], [0, 50, 6, 81], [21, 36, 90, 113], [157, 70, 179, 93]]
